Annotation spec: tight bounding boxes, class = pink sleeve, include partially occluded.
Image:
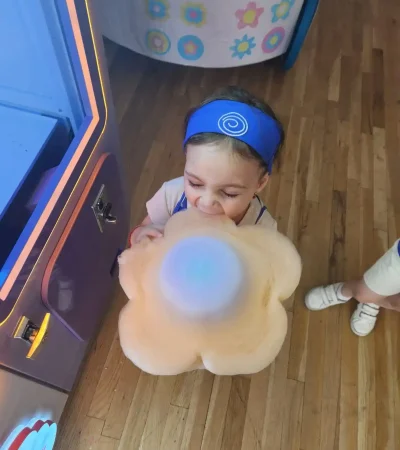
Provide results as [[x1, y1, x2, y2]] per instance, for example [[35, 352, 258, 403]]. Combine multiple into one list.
[[146, 184, 171, 225]]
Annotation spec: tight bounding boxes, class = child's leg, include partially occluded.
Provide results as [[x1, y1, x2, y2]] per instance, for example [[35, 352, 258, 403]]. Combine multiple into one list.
[[341, 279, 387, 303], [372, 293, 400, 311]]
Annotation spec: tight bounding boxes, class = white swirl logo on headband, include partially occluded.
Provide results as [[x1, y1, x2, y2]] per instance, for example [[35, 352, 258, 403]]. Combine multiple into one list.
[[217, 112, 249, 137]]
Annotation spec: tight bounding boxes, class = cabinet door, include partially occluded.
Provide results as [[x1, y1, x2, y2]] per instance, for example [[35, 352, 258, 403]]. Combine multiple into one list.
[[42, 153, 127, 341]]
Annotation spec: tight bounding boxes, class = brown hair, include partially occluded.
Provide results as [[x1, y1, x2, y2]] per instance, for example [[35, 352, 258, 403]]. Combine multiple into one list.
[[183, 86, 285, 174]]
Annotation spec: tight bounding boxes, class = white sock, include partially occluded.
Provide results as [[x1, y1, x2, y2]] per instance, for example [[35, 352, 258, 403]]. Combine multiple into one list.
[[336, 282, 352, 301]]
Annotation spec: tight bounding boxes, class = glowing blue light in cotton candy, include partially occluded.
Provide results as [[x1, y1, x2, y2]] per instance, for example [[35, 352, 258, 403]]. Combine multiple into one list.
[[159, 236, 244, 318]]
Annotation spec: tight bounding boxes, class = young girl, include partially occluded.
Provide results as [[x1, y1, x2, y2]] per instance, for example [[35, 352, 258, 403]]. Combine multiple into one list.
[[129, 86, 285, 245], [305, 239, 400, 336]]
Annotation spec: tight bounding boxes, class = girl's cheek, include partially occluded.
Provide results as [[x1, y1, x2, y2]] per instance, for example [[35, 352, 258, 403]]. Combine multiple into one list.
[[186, 189, 198, 205]]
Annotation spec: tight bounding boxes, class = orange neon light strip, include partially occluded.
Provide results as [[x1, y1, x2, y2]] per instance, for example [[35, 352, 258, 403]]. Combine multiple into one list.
[[0, 0, 107, 302]]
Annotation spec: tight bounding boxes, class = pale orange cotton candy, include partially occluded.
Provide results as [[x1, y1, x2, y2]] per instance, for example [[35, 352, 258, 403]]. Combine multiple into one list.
[[118, 208, 301, 376]]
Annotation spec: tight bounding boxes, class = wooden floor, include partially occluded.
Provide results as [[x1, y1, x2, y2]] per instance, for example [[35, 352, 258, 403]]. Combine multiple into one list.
[[56, 0, 400, 447]]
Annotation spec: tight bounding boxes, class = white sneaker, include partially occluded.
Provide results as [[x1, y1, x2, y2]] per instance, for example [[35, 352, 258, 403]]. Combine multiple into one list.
[[305, 283, 351, 311], [350, 303, 380, 336]]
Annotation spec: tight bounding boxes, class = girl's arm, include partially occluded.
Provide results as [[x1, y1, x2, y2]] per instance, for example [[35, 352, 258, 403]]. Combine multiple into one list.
[[129, 178, 181, 246], [141, 215, 153, 226]]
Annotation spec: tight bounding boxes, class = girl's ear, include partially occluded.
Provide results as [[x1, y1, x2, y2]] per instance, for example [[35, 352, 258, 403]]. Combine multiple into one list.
[[256, 173, 269, 193]]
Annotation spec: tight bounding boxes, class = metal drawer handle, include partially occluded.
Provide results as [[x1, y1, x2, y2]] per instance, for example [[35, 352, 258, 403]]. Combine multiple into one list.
[[92, 185, 118, 232], [102, 202, 117, 224]]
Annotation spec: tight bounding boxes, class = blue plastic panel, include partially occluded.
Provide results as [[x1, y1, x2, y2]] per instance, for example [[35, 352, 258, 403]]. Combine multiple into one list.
[[0, 0, 83, 130], [0, 105, 58, 220]]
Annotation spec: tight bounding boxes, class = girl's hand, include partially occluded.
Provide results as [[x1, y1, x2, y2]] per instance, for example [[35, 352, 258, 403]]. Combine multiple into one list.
[[129, 224, 164, 246]]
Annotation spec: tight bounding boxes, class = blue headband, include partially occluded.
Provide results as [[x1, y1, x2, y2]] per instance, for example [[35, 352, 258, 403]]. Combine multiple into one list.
[[184, 100, 281, 173]]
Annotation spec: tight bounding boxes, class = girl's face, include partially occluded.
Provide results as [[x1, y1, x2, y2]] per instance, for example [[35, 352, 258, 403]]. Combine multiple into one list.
[[184, 143, 269, 224]]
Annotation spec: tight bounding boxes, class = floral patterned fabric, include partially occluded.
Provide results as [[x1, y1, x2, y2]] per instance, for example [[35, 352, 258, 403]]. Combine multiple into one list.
[[95, 0, 304, 68]]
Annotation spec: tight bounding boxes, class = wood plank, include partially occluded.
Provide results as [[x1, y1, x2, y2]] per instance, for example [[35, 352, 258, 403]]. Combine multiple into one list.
[[98, 436, 120, 450], [328, 54, 341, 102], [287, 287, 309, 383], [261, 313, 293, 450], [171, 371, 197, 409], [241, 368, 271, 450], [221, 376, 250, 450], [360, 133, 373, 190], [300, 309, 326, 450], [280, 380, 304, 450], [357, 332, 376, 450], [139, 376, 176, 450], [360, 186, 375, 271], [352, 0, 364, 54], [129, 140, 168, 224], [361, 73, 373, 135], [371, 0, 384, 50], [306, 116, 325, 203], [287, 200, 320, 382], [88, 332, 125, 420], [102, 359, 141, 440], [118, 372, 158, 450], [372, 127, 387, 232], [361, 25, 372, 73], [161, 405, 188, 450], [387, 200, 398, 249], [201, 376, 232, 450], [282, 115, 313, 306], [108, 47, 148, 125], [372, 49, 385, 129], [74, 417, 119, 450], [292, 45, 309, 107], [287, 117, 313, 245], [339, 55, 353, 121], [274, 108, 303, 235], [335, 122, 350, 192], [181, 370, 214, 450]]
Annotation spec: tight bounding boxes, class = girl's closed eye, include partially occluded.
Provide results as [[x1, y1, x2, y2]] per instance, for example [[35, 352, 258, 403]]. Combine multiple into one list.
[[189, 180, 202, 188], [222, 191, 239, 198]]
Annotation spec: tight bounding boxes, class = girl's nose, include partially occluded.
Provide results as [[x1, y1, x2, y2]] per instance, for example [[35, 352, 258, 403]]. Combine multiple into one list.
[[197, 194, 221, 214], [201, 194, 216, 207]]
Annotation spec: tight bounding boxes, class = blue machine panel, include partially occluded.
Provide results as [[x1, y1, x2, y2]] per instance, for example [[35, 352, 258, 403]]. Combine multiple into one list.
[[0, 0, 84, 131], [0, 106, 58, 220]]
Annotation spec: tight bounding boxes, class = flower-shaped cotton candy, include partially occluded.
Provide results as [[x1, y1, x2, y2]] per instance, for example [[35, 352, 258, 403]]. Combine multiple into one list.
[[118, 208, 301, 376]]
